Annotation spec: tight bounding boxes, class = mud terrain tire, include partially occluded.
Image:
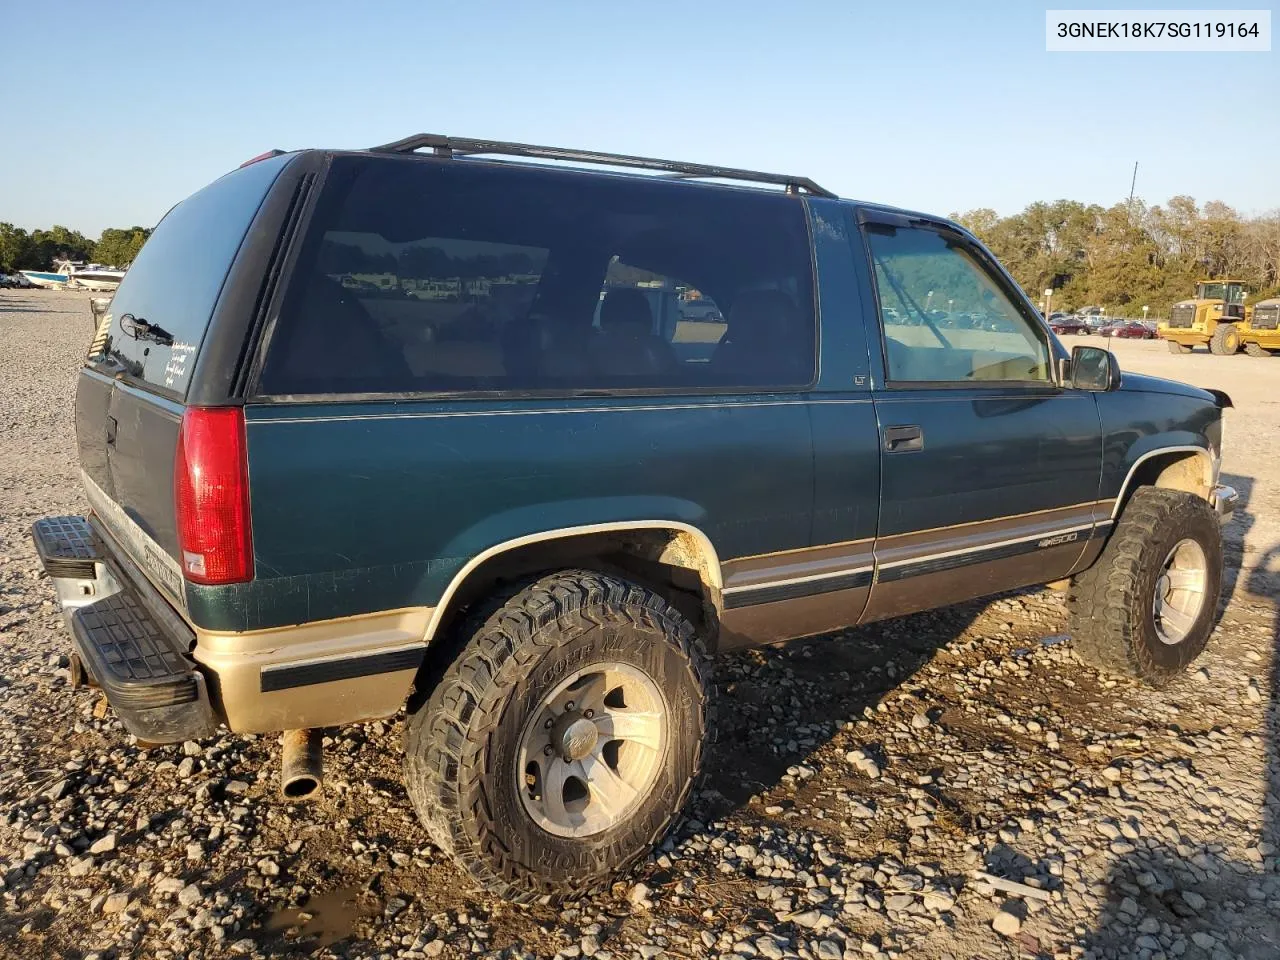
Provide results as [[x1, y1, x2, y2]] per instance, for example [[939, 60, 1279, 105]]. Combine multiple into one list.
[[1069, 488, 1221, 685], [404, 570, 710, 902]]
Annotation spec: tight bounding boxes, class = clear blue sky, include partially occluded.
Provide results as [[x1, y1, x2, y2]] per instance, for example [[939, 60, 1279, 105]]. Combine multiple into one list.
[[2, 0, 1275, 236]]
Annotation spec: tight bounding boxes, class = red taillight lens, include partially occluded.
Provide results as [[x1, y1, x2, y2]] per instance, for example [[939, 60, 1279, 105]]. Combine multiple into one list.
[[174, 407, 254, 585]]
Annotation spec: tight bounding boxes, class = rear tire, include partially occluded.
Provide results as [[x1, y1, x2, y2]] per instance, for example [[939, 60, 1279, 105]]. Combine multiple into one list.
[[1166, 340, 1191, 354], [1209, 323, 1240, 355], [1068, 488, 1221, 686], [403, 570, 710, 902], [1244, 342, 1271, 358]]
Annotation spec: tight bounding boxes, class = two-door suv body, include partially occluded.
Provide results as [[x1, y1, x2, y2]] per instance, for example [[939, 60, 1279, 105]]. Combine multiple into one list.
[[34, 135, 1236, 901]]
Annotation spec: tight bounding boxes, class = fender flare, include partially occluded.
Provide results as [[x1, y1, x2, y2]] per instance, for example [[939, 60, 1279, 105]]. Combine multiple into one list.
[[421, 520, 723, 645], [1111, 445, 1217, 520]]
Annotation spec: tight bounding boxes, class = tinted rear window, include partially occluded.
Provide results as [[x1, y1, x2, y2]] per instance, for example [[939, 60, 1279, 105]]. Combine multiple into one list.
[[89, 154, 292, 397], [258, 155, 815, 396]]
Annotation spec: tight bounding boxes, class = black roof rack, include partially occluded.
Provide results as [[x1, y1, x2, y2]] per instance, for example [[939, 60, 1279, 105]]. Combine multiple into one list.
[[369, 133, 837, 199]]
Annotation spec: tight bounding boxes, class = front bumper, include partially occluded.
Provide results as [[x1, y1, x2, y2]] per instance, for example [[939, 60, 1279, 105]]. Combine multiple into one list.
[[1210, 484, 1238, 525], [30, 516, 217, 743]]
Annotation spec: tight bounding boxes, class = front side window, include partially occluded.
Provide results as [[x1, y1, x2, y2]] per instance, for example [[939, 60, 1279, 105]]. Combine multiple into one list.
[[865, 224, 1051, 384], [259, 156, 816, 396]]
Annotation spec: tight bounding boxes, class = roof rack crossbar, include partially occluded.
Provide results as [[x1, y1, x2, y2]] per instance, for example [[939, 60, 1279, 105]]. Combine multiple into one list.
[[369, 133, 836, 199]]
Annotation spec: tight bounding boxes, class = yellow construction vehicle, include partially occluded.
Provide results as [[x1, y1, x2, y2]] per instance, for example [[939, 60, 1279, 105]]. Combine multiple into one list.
[[1240, 297, 1280, 357], [1158, 279, 1251, 354]]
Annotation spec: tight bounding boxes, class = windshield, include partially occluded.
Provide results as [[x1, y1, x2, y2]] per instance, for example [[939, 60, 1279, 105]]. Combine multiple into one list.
[[1196, 282, 1245, 303]]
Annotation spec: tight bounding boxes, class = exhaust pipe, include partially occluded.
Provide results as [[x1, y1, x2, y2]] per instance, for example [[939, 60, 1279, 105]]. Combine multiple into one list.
[[280, 729, 323, 800]]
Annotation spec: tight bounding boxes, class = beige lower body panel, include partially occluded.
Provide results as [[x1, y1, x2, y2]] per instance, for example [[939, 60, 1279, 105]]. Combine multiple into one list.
[[193, 608, 432, 734]]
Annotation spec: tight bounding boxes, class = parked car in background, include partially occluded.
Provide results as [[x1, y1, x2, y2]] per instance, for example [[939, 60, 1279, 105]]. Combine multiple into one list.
[[31, 134, 1236, 904], [1101, 320, 1157, 339], [1049, 315, 1091, 335]]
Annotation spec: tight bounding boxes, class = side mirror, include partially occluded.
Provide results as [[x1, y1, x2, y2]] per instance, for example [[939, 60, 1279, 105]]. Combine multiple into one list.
[[1070, 345, 1120, 392]]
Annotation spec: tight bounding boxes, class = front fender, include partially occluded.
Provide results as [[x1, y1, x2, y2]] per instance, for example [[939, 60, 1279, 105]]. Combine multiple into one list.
[[1096, 389, 1220, 514]]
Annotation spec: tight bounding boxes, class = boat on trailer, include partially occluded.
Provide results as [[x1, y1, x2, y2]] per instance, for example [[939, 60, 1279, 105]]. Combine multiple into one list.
[[70, 265, 126, 291], [19, 268, 71, 289], [18, 260, 126, 291]]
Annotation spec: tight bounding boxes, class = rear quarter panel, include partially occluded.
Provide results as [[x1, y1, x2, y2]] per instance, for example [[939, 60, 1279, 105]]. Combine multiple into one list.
[[186, 397, 814, 632]]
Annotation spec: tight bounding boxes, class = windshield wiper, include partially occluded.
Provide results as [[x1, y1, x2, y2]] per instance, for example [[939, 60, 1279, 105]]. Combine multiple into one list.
[[871, 256, 953, 349], [120, 313, 175, 346]]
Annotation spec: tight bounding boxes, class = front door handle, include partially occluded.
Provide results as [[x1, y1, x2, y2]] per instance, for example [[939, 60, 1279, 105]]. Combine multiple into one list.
[[883, 424, 923, 453], [105, 415, 117, 446]]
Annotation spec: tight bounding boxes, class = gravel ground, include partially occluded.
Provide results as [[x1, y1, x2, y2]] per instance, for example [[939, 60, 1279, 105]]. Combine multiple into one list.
[[1, 290, 1277, 960]]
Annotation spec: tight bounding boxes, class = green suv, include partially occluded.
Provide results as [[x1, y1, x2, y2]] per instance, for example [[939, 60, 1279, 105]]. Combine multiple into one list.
[[33, 134, 1236, 902]]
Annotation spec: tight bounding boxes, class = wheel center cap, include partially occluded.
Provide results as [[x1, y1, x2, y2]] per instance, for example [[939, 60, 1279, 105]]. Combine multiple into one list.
[[560, 717, 599, 761], [1156, 574, 1171, 600]]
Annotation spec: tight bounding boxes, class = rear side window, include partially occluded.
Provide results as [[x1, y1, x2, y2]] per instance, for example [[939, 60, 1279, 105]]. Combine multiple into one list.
[[258, 156, 815, 396], [90, 154, 292, 396]]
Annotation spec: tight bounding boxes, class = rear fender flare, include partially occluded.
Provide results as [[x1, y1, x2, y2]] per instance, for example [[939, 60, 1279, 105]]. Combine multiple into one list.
[[422, 518, 723, 646]]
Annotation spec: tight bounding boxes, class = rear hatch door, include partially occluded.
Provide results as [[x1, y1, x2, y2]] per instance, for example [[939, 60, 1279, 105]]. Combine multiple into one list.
[[80, 154, 295, 608]]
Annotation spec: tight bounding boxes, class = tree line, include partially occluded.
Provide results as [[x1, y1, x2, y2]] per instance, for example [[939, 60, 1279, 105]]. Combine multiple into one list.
[[0, 223, 152, 273], [5, 195, 1279, 316], [952, 197, 1280, 316]]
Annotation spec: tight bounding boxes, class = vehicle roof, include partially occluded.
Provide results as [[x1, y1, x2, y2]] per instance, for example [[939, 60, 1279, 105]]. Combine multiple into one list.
[[274, 147, 969, 237]]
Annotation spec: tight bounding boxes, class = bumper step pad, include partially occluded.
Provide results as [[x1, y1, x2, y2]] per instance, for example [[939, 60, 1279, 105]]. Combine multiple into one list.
[[73, 592, 198, 707], [33, 514, 217, 743], [70, 592, 217, 742], [31, 515, 100, 578]]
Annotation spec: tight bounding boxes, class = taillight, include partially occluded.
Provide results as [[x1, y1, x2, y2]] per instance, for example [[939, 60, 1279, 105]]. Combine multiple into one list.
[[174, 407, 254, 585]]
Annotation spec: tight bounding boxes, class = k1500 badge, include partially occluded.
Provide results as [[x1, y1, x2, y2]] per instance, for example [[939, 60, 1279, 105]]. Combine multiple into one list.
[[1038, 532, 1080, 548]]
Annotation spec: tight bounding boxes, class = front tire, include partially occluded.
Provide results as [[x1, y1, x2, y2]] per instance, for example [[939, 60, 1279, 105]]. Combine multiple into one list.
[[404, 570, 710, 902], [1209, 323, 1240, 355], [1068, 488, 1221, 685]]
